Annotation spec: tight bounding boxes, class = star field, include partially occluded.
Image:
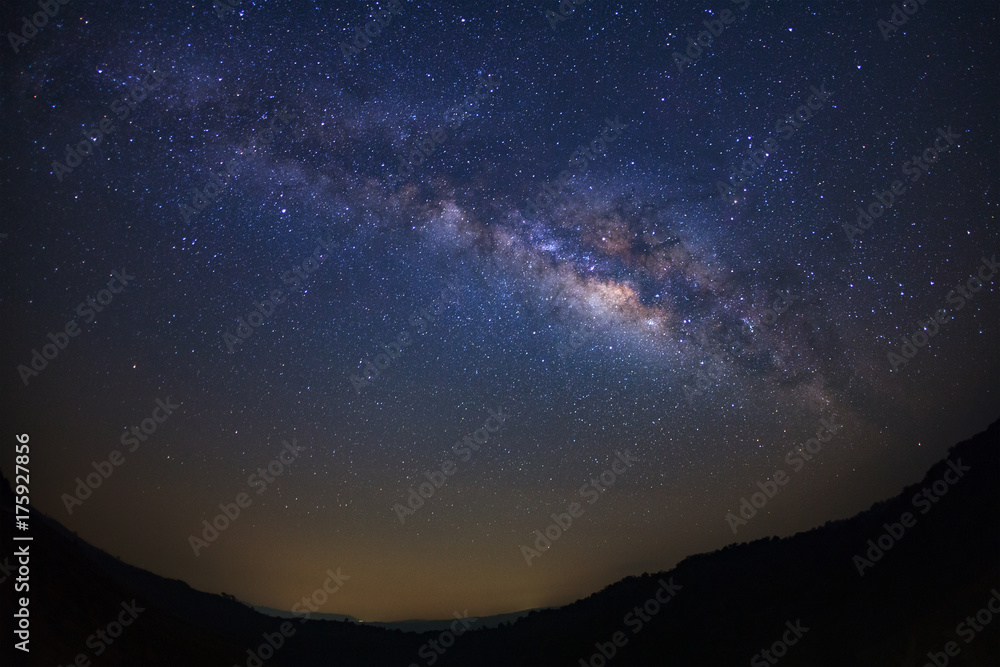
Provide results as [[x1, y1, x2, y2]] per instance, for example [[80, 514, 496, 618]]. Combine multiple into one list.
[[1, 0, 997, 622]]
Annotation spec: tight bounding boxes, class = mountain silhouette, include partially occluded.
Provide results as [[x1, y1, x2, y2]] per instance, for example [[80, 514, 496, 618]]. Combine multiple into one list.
[[2, 420, 997, 666]]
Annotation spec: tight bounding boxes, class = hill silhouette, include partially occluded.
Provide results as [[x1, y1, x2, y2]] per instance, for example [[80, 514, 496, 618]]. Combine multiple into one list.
[[2, 420, 997, 666]]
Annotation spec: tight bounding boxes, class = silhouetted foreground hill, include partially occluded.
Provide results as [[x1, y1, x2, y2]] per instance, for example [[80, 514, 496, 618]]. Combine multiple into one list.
[[2, 421, 997, 666]]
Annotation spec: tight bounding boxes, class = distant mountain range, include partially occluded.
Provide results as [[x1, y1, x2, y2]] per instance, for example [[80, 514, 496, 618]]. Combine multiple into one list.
[[250, 605, 360, 624], [251, 605, 541, 633], [2, 420, 997, 666]]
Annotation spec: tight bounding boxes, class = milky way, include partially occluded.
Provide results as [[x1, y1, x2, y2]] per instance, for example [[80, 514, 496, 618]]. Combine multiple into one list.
[[1, 0, 996, 621]]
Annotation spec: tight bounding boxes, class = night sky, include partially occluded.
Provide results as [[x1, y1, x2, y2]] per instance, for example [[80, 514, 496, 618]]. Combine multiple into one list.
[[1, 0, 997, 623]]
